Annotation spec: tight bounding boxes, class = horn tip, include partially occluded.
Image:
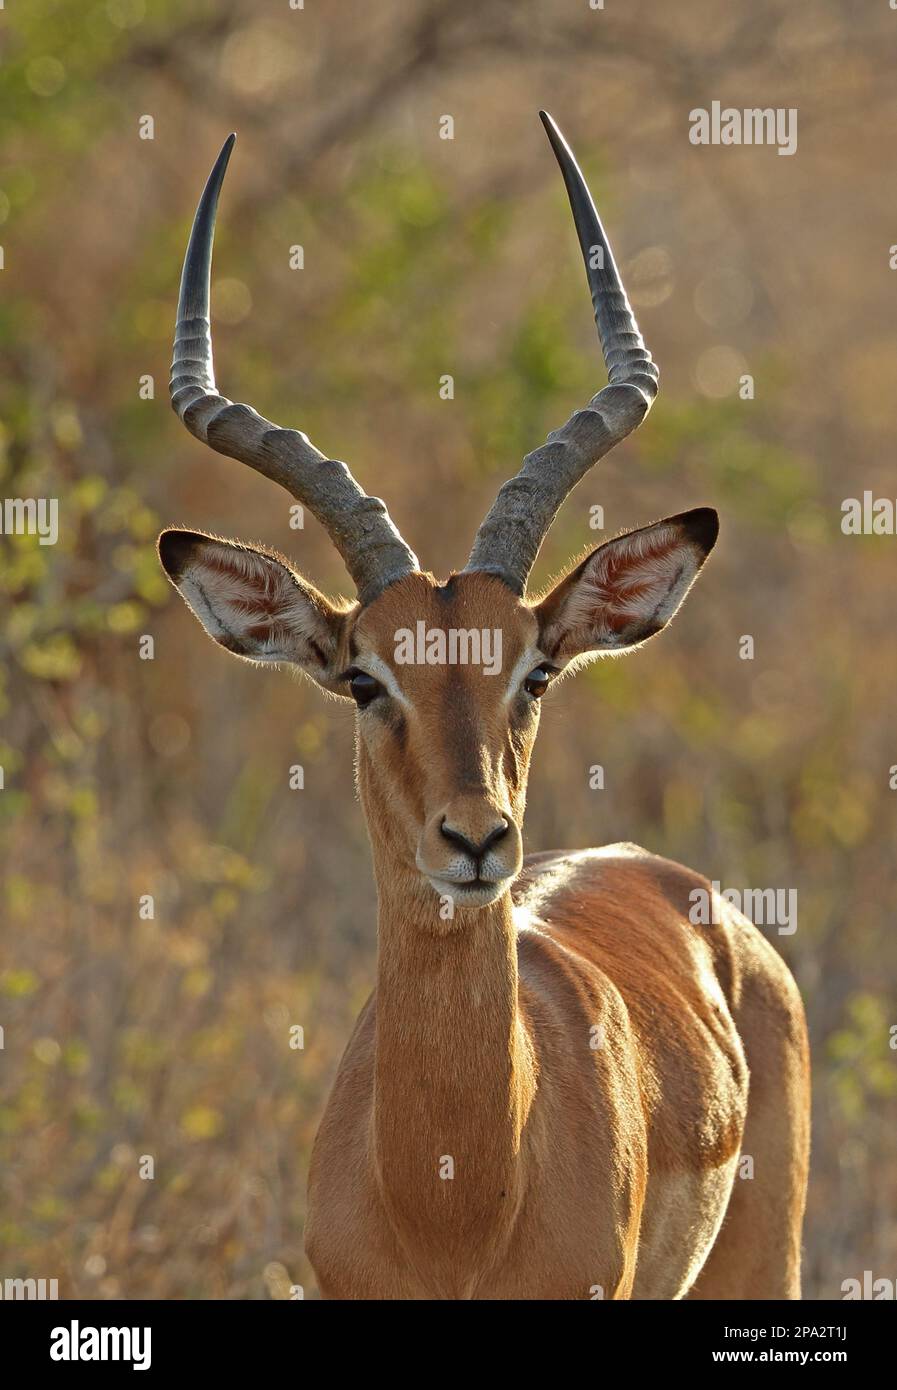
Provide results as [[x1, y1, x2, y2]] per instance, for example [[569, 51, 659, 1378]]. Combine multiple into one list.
[[213, 133, 237, 171], [538, 110, 569, 162]]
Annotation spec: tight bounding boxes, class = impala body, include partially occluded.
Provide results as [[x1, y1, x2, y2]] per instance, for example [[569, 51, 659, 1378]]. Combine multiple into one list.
[[160, 114, 810, 1299]]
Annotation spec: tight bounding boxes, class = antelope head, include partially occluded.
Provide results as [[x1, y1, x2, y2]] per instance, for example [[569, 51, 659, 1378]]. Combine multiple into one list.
[[159, 113, 718, 912]]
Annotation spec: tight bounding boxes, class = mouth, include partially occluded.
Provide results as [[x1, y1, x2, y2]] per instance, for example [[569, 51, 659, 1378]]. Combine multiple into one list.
[[425, 875, 511, 908]]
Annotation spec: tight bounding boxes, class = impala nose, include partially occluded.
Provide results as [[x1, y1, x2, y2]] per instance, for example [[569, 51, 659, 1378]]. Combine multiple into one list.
[[417, 798, 522, 901], [439, 817, 510, 861]]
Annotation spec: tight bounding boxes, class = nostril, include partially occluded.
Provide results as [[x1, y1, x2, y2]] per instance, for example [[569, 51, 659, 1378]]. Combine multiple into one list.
[[439, 819, 478, 857], [480, 819, 510, 854], [440, 817, 510, 859]]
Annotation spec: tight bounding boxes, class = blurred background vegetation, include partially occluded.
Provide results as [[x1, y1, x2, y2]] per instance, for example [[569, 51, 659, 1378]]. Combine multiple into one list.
[[1, 0, 895, 1299]]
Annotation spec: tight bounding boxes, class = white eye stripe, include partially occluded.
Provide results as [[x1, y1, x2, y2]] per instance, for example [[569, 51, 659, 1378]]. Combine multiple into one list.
[[353, 650, 545, 705], [355, 653, 410, 707], [503, 649, 547, 702]]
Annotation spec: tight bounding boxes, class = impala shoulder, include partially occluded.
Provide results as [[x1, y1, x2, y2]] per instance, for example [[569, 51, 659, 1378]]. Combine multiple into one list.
[[594, 844, 718, 915]]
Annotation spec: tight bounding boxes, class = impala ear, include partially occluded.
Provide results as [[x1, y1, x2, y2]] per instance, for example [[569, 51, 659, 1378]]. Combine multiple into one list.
[[157, 530, 351, 694], [534, 509, 718, 665]]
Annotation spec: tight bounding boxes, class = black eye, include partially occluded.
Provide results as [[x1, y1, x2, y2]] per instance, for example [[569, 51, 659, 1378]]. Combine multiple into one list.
[[347, 670, 383, 707], [524, 666, 553, 699]]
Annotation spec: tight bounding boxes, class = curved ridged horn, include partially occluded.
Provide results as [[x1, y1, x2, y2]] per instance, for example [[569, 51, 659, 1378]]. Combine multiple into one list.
[[170, 135, 419, 605], [464, 111, 659, 593]]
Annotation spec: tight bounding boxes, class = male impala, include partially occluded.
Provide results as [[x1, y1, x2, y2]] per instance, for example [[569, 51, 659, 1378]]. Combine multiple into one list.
[[160, 114, 810, 1299]]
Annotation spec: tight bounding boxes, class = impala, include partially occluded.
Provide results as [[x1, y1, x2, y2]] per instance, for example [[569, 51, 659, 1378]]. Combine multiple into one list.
[[159, 113, 810, 1300]]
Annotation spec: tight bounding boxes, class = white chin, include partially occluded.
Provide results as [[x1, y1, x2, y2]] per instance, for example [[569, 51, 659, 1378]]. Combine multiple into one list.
[[426, 877, 509, 909]]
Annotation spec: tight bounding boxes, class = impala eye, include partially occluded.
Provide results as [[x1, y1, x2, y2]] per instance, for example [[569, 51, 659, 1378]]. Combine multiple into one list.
[[347, 670, 383, 707], [524, 666, 553, 699]]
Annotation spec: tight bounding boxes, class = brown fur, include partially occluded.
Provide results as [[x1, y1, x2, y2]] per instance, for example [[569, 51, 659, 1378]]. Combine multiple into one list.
[[160, 539, 810, 1300], [300, 573, 810, 1300], [160, 121, 809, 1299]]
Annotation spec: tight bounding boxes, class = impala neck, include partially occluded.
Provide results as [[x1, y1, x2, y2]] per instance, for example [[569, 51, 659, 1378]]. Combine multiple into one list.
[[370, 858, 536, 1297]]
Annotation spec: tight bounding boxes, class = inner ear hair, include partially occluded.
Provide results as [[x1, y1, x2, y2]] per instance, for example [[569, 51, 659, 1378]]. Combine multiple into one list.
[[533, 508, 718, 663], [157, 528, 355, 683]]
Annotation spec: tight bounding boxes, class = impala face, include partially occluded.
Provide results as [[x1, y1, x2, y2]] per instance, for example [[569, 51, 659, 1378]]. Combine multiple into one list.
[[352, 572, 538, 907], [159, 112, 718, 915], [160, 510, 717, 911]]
